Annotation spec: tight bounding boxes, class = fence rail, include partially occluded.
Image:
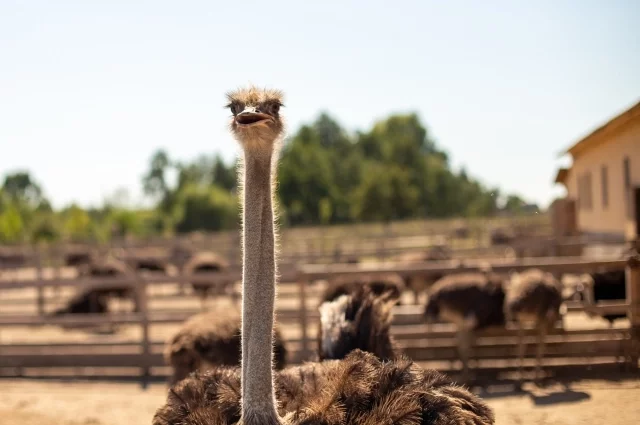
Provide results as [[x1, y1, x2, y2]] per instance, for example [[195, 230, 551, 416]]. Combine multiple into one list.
[[1, 253, 638, 385]]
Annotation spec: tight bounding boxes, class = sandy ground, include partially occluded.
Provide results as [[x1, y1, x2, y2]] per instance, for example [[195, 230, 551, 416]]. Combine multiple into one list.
[[1, 377, 639, 425]]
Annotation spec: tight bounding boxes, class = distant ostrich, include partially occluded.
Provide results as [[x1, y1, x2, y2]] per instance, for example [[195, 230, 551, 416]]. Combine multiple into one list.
[[490, 228, 514, 245], [0, 249, 28, 268], [317, 284, 400, 362], [52, 287, 110, 316], [576, 268, 627, 325], [182, 251, 235, 309], [425, 266, 572, 382], [165, 309, 288, 385], [64, 250, 93, 267], [54, 258, 138, 316], [423, 269, 506, 382], [130, 256, 171, 274], [319, 272, 405, 304], [504, 268, 564, 382], [452, 225, 470, 239], [153, 86, 494, 425], [395, 244, 456, 304]]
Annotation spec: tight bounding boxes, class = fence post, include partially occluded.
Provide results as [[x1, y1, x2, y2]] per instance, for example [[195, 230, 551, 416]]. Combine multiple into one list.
[[297, 271, 310, 362], [627, 253, 640, 370], [137, 274, 151, 389], [35, 248, 45, 316]]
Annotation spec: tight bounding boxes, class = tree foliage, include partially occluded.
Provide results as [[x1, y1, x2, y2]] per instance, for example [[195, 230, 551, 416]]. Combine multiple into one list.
[[0, 111, 535, 243]]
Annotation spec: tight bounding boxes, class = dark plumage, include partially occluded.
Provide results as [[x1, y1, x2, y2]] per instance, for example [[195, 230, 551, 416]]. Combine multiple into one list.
[[165, 310, 288, 385], [424, 272, 506, 330], [64, 251, 93, 267], [317, 285, 399, 362], [132, 256, 171, 273], [504, 268, 562, 325], [153, 349, 495, 425], [52, 288, 109, 316], [579, 269, 627, 325], [320, 272, 405, 304], [394, 246, 454, 304], [54, 258, 138, 316], [504, 268, 563, 381], [489, 228, 514, 245], [183, 251, 234, 308], [423, 271, 506, 382], [0, 249, 28, 269]]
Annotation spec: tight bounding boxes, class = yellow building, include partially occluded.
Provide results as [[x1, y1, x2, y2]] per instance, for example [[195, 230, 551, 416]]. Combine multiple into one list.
[[554, 100, 640, 241]]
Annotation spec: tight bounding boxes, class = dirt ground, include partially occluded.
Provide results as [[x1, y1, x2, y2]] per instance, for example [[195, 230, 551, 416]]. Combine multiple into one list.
[[1, 377, 639, 425]]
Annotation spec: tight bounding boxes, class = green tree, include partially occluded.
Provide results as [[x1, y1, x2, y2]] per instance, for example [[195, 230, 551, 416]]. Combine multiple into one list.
[[142, 149, 171, 200], [278, 132, 338, 225], [173, 184, 238, 233], [352, 163, 419, 222], [0, 204, 25, 242]]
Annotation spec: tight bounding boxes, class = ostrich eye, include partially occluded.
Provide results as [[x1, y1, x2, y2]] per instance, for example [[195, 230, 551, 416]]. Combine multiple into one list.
[[229, 102, 242, 115], [265, 102, 280, 115]]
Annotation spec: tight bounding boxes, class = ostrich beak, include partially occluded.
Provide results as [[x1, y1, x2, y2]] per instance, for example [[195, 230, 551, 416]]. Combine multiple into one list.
[[236, 107, 273, 125]]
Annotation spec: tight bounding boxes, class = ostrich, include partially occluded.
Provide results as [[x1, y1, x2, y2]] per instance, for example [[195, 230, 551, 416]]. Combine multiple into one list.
[[319, 272, 405, 304], [130, 255, 172, 274], [64, 250, 93, 267], [52, 288, 110, 316], [424, 267, 571, 383], [317, 284, 401, 362], [394, 244, 456, 304], [164, 309, 288, 385], [504, 268, 564, 382], [423, 269, 506, 382], [182, 251, 235, 309], [54, 257, 139, 316], [152, 86, 494, 425], [576, 269, 627, 325]]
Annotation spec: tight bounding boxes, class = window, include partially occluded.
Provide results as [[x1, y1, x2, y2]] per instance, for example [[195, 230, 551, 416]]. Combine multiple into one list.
[[577, 172, 593, 211], [577, 174, 584, 210], [601, 165, 608, 208], [585, 171, 593, 210], [624, 156, 631, 218]]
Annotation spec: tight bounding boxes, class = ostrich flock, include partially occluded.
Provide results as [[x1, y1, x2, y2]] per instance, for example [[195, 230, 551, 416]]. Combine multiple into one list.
[[42, 86, 632, 425]]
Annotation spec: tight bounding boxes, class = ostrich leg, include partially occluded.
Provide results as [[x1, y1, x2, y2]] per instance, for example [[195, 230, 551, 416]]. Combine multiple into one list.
[[457, 319, 475, 383], [516, 324, 526, 383], [535, 321, 548, 382]]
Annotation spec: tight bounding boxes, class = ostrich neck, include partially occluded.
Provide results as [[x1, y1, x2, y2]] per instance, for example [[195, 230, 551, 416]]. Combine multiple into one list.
[[240, 152, 279, 418]]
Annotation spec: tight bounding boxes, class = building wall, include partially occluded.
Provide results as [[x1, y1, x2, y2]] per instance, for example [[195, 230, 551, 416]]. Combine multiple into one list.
[[564, 120, 640, 239]]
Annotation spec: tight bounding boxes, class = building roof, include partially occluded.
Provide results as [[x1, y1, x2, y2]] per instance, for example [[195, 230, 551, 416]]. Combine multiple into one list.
[[564, 100, 640, 159], [554, 167, 569, 185]]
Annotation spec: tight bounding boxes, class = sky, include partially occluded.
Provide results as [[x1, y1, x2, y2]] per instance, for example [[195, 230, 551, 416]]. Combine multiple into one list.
[[1, 0, 639, 210]]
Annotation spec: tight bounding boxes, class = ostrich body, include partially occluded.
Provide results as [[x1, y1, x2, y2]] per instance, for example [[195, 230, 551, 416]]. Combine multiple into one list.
[[52, 288, 110, 316], [165, 309, 287, 385], [315, 273, 404, 361], [317, 284, 400, 362], [152, 86, 494, 425], [504, 268, 563, 381], [320, 272, 405, 304], [578, 269, 627, 325], [183, 251, 235, 309], [54, 257, 138, 316], [424, 271, 506, 382], [424, 268, 566, 382], [394, 245, 454, 304]]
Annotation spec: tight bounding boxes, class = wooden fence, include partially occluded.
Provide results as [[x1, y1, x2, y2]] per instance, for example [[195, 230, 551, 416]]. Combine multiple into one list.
[[0, 214, 553, 268], [1, 255, 638, 387]]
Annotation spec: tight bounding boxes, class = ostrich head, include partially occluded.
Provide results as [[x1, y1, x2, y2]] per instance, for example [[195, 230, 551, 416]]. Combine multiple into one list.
[[226, 86, 284, 160]]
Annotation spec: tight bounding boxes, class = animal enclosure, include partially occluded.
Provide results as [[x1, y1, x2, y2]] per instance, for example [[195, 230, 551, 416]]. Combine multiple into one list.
[[1, 247, 637, 386]]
